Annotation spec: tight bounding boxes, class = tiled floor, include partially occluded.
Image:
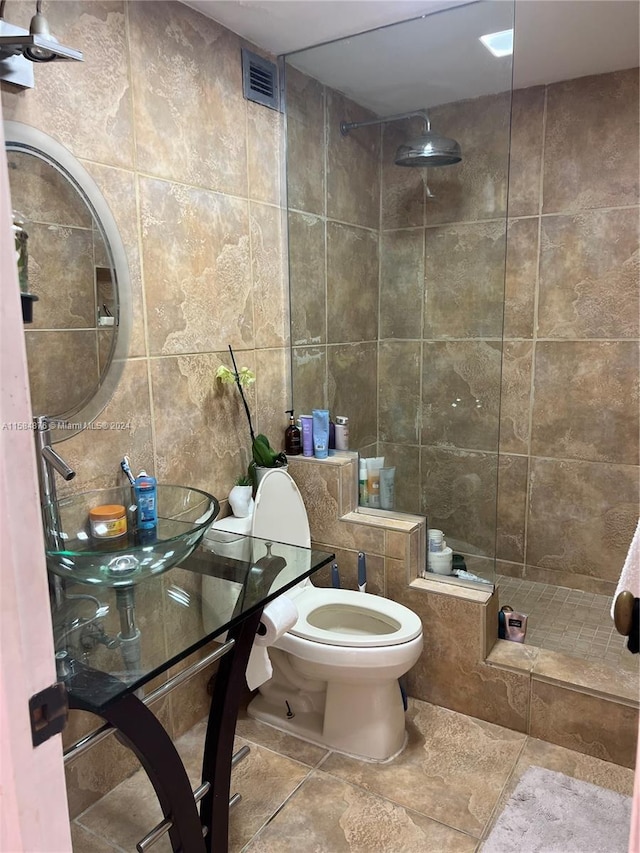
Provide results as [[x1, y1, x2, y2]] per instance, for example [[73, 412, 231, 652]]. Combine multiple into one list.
[[497, 575, 636, 673], [70, 698, 635, 853]]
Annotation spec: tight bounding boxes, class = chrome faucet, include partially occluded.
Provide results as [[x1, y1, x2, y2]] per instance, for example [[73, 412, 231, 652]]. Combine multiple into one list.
[[34, 415, 75, 608], [33, 415, 75, 507]]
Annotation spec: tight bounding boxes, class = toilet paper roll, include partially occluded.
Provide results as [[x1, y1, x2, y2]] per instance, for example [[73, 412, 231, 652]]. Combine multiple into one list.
[[428, 546, 453, 575], [245, 595, 299, 690], [246, 646, 273, 691], [254, 595, 298, 647]]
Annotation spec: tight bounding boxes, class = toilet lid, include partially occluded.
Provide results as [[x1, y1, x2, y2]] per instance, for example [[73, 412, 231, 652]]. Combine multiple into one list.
[[289, 587, 423, 648], [251, 469, 311, 548]]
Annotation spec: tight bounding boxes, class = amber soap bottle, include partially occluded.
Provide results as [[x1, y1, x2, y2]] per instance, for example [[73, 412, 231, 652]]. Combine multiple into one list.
[[285, 409, 302, 455]]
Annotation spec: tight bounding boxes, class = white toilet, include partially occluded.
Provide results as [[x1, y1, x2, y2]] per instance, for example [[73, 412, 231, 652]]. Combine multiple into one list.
[[245, 468, 423, 762]]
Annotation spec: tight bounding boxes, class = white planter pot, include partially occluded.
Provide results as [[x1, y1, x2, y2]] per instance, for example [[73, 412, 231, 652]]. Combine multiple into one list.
[[228, 485, 254, 518]]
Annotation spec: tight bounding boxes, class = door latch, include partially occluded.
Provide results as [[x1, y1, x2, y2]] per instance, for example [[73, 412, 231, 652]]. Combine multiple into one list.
[[29, 682, 68, 747]]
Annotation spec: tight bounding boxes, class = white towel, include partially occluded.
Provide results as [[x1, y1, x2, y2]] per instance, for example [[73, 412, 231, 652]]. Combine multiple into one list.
[[611, 518, 640, 619], [246, 596, 298, 691]]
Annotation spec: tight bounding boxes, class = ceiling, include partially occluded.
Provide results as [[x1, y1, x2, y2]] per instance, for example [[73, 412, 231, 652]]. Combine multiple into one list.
[[183, 0, 639, 113]]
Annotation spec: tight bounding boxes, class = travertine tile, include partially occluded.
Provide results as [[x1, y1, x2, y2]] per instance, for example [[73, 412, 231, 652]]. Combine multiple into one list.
[[424, 220, 508, 339], [292, 346, 327, 417], [250, 202, 287, 349], [522, 562, 618, 597], [486, 638, 541, 674], [503, 217, 538, 339], [379, 341, 421, 444], [532, 648, 639, 706], [386, 530, 409, 561], [326, 222, 378, 344], [507, 86, 545, 217], [321, 700, 525, 838], [543, 69, 639, 213], [285, 66, 325, 216], [289, 212, 326, 346], [390, 579, 529, 733], [84, 162, 145, 358], [327, 342, 378, 450], [531, 341, 639, 464], [236, 706, 329, 767], [529, 680, 638, 768], [499, 341, 532, 454], [139, 176, 252, 356], [71, 822, 121, 852], [228, 736, 311, 851], [56, 357, 153, 495], [288, 457, 385, 555], [326, 90, 380, 229], [339, 457, 358, 515], [379, 229, 424, 339], [313, 547, 384, 596], [247, 99, 282, 206], [129, 1, 247, 196], [245, 769, 477, 852], [427, 92, 511, 225], [539, 209, 639, 339], [496, 454, 528, 564], [421, 341, 502, 452], [150, 351, 253, 496], [2, 1, 133, 169], [527, 459, 639, 591], [420, 447, 499, 559], [254, 347, 289, 449]]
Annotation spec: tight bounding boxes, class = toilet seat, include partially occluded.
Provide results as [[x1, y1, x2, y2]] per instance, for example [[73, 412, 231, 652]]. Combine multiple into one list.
[[289, 586, 423, 648]]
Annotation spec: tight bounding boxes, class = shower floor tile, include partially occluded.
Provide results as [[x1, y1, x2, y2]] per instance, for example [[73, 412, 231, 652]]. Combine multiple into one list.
[[497, 575, 637, 673]]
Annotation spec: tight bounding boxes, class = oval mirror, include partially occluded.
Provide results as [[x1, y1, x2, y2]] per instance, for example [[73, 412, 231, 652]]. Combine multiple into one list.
[[4, 121, 131, 443]]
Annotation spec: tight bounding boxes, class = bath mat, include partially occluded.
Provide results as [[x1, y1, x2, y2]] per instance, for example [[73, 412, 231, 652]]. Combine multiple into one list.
[[482, 765, 632, 853]]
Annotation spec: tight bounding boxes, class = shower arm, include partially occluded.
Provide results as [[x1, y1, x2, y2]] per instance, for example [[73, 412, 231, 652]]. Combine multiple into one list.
[[340, 109, 430, 137]]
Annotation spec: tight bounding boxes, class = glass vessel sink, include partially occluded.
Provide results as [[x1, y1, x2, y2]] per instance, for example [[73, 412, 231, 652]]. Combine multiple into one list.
[[44, 485, 219, 587]]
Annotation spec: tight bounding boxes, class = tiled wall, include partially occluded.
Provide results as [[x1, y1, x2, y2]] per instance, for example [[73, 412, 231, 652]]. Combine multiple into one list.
[[289, 66, 639, 593], [378, 92, 511, 567], [287, 67, 381, 454], [2, 0, 288, 815], [2, 0, 288, 502], [497, 69, 639, 595]]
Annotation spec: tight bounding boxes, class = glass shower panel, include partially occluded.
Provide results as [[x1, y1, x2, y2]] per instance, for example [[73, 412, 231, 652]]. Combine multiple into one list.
[[285, 1, 515, 587]]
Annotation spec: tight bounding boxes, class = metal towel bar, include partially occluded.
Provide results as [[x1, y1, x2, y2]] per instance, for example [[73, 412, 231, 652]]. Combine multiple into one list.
[[136, 782, 210, 851], [63, 639, 235, 764]]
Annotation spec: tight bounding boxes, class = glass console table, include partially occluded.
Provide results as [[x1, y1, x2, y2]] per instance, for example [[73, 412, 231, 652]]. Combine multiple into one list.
[[51, 535, 334, 853]]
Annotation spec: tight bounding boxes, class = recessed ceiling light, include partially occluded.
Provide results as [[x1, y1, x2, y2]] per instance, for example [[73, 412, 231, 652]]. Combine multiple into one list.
[[479, 29, 513, 58]]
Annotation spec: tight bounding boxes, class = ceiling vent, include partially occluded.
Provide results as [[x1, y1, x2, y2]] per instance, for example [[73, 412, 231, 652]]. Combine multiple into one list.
[[242, 48, 279, 111]]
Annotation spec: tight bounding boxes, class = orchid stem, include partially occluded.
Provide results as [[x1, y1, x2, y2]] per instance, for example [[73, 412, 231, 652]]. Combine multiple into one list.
[[228, 344, 255, 442]]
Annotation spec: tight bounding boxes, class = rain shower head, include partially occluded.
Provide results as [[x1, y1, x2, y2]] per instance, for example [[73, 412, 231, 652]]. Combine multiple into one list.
[[340, 109, 462, 168], [394, 130, 462, 167]]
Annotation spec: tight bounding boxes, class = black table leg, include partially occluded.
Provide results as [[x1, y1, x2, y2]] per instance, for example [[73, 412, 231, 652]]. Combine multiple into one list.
[[69, 691, 206, 852], [199, 608, 264, 853]]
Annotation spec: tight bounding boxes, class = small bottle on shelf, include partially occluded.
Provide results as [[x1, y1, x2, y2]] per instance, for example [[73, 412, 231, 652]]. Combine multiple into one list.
[[284, 409, 302, 455]]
